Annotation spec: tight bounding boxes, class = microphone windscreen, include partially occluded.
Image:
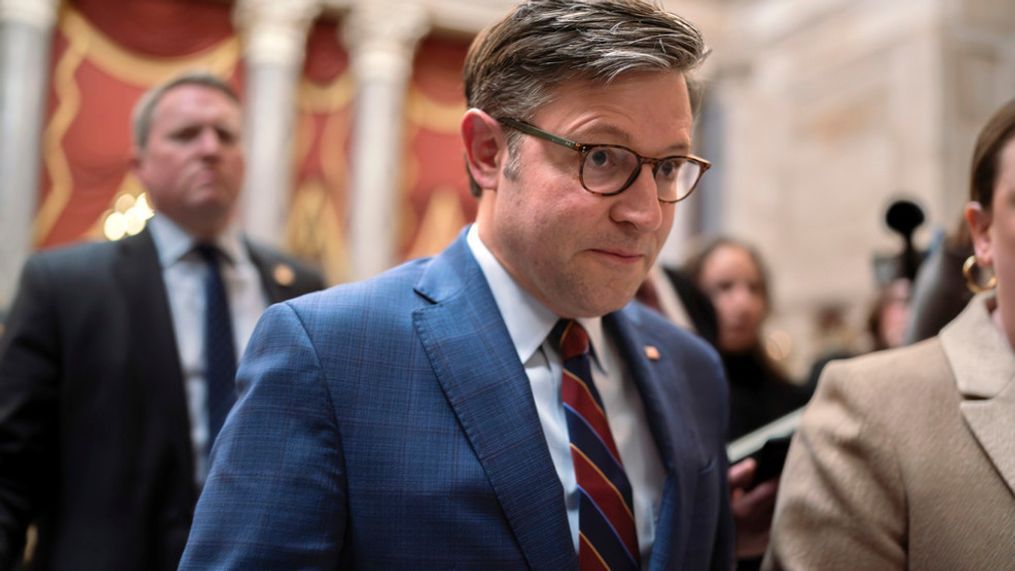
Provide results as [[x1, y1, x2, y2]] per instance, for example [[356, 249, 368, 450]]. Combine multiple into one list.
[[885, 199, 925, 236]]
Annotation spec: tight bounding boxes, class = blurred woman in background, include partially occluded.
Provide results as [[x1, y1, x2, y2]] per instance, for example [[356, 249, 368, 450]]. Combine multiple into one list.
[[766, 98, 1015, 569], [689, 238, 809, 441]]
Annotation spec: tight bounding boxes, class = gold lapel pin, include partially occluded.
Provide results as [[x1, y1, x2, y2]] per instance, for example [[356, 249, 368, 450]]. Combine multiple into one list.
[[644, 345, 660, 361], [273, 263, 295, 287]]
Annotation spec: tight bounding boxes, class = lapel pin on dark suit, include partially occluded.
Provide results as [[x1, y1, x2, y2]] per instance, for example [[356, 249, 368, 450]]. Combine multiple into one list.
[[273, 263, 295, 287], [644, 345, 660, 361]]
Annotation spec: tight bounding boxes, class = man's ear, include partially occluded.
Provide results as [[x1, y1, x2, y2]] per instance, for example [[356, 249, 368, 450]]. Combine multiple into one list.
[[129, 148, 143, 176], [965, 201, 993, 267], [461, 109, 506, 192]]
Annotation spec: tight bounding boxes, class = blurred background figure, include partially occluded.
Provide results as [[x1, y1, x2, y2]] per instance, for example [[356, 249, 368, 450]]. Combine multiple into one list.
[[904, 216, 975, 343], [866, 277, 912, 351], [0, 72, 323, 570], [766, 97, 1015, 570], [687, 238, 809, 442], [868, 198, 924, 351]]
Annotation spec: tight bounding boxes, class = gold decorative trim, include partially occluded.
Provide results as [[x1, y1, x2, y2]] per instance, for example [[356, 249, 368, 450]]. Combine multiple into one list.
[[59, 6, 239, 86], [405, 85, 465, 134], [405, 186, 466, 260], [298, 73, 355, 114], [34, 36, 84, 245]]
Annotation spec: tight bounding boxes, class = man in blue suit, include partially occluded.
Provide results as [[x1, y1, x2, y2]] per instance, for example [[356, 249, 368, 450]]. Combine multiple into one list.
[[182, 0, 735, 568]]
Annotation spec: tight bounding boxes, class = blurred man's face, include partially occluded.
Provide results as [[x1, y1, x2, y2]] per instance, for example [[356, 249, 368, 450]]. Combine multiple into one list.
[[133, 84, 244, 239], [478, 70, 693, 318]]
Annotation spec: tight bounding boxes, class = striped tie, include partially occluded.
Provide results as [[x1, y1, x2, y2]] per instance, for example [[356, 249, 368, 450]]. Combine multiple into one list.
[[556, 320, 640, 570]]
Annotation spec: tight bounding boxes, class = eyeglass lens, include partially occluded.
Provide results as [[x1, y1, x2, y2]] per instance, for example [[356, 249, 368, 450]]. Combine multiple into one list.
[[581, 146, 702, 201]]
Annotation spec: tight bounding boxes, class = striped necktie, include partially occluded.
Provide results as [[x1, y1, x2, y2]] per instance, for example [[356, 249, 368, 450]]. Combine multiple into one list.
[[556, 319, 640, 570], [194, 243, 237, 456]]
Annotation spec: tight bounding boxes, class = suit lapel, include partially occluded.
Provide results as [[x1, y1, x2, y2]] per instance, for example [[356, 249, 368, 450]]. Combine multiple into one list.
[[114, 230, 195, 498], [412, 234, 576, 570], [606, 308, 702, 568], [943, 294, 1015, 497]]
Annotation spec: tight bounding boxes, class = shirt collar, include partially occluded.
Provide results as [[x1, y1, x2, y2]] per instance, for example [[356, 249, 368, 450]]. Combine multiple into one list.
[[148, 214, 247, 268], [466, 224, 607, 373]]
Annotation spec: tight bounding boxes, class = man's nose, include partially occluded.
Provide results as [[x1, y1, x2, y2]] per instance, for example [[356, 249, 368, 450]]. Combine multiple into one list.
[[610, 164, 663, 232], [196, 128, 222, 156]]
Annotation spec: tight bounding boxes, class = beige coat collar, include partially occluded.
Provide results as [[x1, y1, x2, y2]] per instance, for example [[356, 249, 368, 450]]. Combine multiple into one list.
[[941, 292, 1015, 496]]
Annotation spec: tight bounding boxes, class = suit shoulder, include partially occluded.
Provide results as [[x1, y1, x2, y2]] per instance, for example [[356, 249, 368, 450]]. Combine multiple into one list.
[[245, 240, 324, 288], [22, 239, 118, 282], [818, 338, 948, 396], [281, 257, 430, 328]]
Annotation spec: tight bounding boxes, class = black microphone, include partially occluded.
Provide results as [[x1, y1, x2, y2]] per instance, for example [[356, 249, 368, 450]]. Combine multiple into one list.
[[885, 199, 925, 281]]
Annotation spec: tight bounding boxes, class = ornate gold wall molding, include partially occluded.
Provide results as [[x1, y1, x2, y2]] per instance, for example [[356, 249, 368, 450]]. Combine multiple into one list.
[[34, 30, 82, 244], [58, 6, 239, 86], [298, 73, 355, 114], [405, 84, 465, 134]]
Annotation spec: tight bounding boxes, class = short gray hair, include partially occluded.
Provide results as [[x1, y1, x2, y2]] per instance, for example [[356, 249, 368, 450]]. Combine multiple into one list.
[[463, 0, 709, 196], [132, 71, 240, 151]]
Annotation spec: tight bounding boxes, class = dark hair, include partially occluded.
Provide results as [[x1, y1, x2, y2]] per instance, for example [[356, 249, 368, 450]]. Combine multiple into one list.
[[132, 71, 240, 152], [462, 0, 709, 197], [970, 98, 1015, 207]]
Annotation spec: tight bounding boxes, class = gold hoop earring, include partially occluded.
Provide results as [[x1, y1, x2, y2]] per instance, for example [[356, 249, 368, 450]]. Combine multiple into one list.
[[963, 255, 997, 294]]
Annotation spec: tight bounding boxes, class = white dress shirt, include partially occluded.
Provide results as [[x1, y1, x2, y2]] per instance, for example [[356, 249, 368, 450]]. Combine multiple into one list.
[[466, 225, 666, 562], [148, 215, 268, 485]]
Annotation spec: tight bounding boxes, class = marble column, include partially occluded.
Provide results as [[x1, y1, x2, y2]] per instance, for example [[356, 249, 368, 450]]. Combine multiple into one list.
[[344, 0, 428, 280], [0, 0, 58, 311], [233, 0, 320, 248]]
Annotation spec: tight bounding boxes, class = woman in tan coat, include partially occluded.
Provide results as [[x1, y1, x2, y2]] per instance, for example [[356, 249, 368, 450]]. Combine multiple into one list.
[[765, 98, 1015, 570]]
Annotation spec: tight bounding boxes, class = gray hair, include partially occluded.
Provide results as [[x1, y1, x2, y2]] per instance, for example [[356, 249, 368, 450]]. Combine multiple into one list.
[[131, 71, 240, 152], [463, 0, 709, 196]]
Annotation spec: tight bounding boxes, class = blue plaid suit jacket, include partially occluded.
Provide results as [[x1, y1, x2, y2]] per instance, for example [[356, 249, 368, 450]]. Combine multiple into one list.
[[180, 229, 733, 570]]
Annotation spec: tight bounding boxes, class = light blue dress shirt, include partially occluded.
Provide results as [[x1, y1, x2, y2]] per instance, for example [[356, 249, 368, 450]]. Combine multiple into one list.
[[466, 224, 666, 562], [148, 215, 268, 485]]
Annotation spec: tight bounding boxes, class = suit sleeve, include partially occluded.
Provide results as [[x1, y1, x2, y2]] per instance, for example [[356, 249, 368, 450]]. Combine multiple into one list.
[[180, 302, 346, 569], [0, 257, 61, 567], [763, 361, 906, 570]]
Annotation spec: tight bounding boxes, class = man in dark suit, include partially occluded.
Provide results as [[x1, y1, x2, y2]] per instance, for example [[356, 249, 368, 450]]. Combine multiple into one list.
[[0, 72, 323, 570], [183, 1, 732, 568]]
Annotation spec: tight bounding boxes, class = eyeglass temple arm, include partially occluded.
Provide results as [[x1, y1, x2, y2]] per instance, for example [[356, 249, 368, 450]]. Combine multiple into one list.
[[498, 118, 585, 152]]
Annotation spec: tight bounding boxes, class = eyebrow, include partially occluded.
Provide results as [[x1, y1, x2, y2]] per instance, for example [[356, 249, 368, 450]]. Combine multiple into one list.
[[570, 123, 691, 155]]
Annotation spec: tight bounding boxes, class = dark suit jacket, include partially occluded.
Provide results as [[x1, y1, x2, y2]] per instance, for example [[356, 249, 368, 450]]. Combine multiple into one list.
[[180, 230, 733, 569], [0, 229, 323, 571]]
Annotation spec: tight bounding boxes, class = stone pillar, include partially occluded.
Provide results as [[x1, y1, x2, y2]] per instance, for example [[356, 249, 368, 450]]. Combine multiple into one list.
[[233, 0, 320, 248], [0, 0, 58, 311], [344, 0, 428, 280]]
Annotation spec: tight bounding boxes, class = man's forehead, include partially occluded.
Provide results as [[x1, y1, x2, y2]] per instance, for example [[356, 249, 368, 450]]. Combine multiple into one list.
[[531, 72, 693, 149], [154, 84, 239, 115]]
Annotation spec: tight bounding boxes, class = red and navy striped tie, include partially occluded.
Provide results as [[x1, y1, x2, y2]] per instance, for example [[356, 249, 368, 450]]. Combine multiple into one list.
[[556, 319, 640, 570]]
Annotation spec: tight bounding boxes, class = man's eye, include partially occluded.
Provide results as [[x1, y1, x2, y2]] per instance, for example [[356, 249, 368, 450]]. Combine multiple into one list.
[[217, 128, 237, 145], [656, 159, 678, 179], [588, 149, 612, 168], [172, 127, 200, 141]]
